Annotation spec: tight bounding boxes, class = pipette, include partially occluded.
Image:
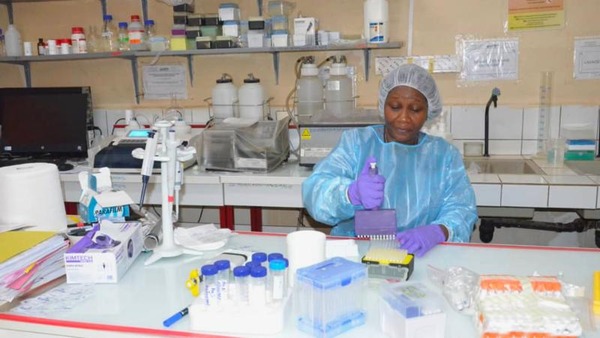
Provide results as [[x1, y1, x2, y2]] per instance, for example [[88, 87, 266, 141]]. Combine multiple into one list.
[[139, 128, 158, 207]]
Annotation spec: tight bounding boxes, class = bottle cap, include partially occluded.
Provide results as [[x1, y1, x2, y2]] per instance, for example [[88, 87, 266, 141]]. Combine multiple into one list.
[[200, 264, 217, 276], [144, 19, 155, 26], [250, 265, 267, 278], [269, 259, 286, 271], [251, 252, 267, 262], [233, 266, 250, 277], [71, 27, 84, 34], [301, 63, 319, 76], [131, 15, 141, 21], [214, 259, 231, 271], [243, 73, 260, 84], [330, 63, 347, 76], [118, 22, 128, 29], [103, 14, 113, 21], [245, 261, 261, 268], [268, 253, 284, 261]]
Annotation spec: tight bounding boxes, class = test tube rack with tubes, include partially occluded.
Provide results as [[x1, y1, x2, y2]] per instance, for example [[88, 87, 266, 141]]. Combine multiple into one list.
[[188, 253, 291, 335]]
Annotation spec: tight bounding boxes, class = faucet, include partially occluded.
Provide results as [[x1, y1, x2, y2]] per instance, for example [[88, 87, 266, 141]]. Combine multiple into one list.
[[483, 87, 501, 157]]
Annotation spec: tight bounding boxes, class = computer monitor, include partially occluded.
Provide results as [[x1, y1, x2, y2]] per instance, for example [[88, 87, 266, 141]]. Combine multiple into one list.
[[0, 87, 93, 159]]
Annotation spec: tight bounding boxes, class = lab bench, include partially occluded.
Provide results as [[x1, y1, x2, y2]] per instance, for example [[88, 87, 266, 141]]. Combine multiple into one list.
[[0, 232, 598, 338], [59, 157, 600, 232]]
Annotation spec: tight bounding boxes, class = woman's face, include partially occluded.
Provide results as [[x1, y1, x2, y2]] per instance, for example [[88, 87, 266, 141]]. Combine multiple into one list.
[[383, 86, 428, 145]]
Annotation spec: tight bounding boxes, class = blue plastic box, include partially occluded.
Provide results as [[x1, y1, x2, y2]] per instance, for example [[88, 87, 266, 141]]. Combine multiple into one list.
[[294, 257, 367, 338]]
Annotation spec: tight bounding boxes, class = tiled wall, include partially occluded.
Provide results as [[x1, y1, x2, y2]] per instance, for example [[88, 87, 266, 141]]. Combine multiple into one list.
[[450, 105, 599, 156]]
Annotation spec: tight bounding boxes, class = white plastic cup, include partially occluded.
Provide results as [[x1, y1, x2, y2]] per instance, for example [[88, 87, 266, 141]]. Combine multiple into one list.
[[286, 230, 326, 287]]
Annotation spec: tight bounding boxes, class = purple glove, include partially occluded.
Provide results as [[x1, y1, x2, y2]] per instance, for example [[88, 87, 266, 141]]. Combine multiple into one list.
[[396, 224, 447, 257], [348, 156, 385, 209]]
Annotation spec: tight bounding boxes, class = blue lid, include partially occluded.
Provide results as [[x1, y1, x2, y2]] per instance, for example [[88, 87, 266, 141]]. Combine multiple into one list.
[[233, 266, 250, 277], [268, 253, 284, 261], [118, 22, 128, 28], [269, 259, 286, 271], [201, 264, 217, 276], [214, 259, 230, 270], [103, 15, 113, 21], [219, 2, 239, 8], [245, 261, 261, 268], [296, 257, 367, 289], [252, 252, 267, 263], [250, 265, 267, 278], [144, 19, 155, 26]]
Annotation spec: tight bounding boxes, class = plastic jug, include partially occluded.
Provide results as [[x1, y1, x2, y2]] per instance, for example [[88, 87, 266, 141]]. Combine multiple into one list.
[[363, 0, 389, 43], [238, 73, 265, 122], [325, 63, 353, 117], [5, 24, 22, 57], [212, 73, 238, 120], [296, 63, 324, 117]]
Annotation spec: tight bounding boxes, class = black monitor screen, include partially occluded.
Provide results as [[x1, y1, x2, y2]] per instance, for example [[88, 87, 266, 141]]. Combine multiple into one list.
[[0, 87, 93, 159]]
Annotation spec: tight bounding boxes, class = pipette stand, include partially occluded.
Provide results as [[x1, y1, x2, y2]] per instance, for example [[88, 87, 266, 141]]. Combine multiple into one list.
[[144, 120, 202, 266]]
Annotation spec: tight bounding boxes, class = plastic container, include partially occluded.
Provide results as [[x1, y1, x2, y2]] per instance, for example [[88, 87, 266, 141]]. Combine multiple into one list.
[[232, 265, 250, 305], [325, 63, 354, 117], [71, 26, 87, 54], [212, 73, 238, 120], [238, 73, 266, 122], [5, 24, 22, 57], [249, 265, 267, 306], [296, 63, 324, 117], [215, 259, 231, 302], [128, 15, 146, 51], [363, 0, 389, 43], [269, 259, 286, 302], [117, 22, 130, 51], [294, 257, 368, 338], [200, 264, 219, 307]]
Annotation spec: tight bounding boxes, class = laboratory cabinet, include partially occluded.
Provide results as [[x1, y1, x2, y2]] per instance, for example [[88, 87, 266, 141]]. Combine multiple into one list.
[[0, 0, 403, 103]]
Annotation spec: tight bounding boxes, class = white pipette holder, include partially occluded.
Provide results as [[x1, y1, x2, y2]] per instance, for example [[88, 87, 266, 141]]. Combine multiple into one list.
[[134, 120, 201, 265]]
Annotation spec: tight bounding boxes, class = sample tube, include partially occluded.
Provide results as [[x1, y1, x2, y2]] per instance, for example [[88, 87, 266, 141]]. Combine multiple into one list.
[[214, 260, 231, 302], [200, 264, 218, 307], [233, 265, 250, 305], [269, 259, 287, 302], [249, 266, 267, 306]]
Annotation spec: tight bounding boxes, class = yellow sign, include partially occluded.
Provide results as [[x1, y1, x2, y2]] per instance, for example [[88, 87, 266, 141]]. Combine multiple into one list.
[[508, 0, 564, 31], [301, 129, 311, 140]]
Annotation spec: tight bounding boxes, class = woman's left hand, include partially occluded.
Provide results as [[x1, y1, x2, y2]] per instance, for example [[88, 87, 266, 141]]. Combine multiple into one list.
[[396, 224, 446, 257]]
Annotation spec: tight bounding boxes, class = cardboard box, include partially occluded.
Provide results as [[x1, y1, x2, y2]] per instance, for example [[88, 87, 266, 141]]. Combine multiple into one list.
[[64, 220, 143, 283], [78, 168, 134, 223]]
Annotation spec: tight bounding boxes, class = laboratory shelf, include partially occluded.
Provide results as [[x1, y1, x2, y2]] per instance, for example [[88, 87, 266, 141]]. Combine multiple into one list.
[[0, 42, 402, 104]]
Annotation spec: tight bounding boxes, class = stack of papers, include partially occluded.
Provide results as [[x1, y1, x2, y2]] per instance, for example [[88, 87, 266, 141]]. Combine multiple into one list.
[[0, 231, 69, 305]]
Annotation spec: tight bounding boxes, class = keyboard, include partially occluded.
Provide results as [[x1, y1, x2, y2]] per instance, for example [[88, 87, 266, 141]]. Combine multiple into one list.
[[0, 157, 75, 171]]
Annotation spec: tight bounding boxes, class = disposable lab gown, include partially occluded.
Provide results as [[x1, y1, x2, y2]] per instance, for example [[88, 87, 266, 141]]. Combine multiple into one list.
[[302, 125, 477, 241]]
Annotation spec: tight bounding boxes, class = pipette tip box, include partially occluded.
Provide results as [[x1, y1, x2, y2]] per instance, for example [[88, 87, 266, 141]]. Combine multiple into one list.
[[294, 257, 367, 338], [379, 282, 446, 338]]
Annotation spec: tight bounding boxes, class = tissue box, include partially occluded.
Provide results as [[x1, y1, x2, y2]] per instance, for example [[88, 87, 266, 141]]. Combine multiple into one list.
[[64, 220, 143, 283], [78, 168, 134, 223], [379, 282, 446, 338]]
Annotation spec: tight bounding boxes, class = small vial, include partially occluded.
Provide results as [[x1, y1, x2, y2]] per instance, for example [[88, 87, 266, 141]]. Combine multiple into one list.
[[251, 252, 267, 265], [200, 264, 218, 307], [249, 266, 267, 306], [214, 259, 231, 302], [36, 38, 45, 55], [47, 39, 58, 55], [232, 265, 250, 305], [59, 39, 71, 55], [23, 41, 32, 56], [269, 259, 286, 302], [117, 22, 130, 51]]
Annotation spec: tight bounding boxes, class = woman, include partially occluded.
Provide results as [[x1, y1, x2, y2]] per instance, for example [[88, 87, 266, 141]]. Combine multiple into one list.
[[302, 64, 477, 257]]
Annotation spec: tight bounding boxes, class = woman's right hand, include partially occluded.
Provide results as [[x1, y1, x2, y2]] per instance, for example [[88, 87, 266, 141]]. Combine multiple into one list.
[[347, 156, 385, 209]]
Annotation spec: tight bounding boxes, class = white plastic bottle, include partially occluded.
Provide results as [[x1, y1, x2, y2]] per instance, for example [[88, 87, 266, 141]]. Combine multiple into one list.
[[5, 24, 22, 57], [296, 63, 324, 117], [363, 0, 389, 43], [238, 73, 265, 122], [212, 73, 238, 120], [71, 26, 87, 54], [128, 15, 146, 51], [325, 62, 354, 117]]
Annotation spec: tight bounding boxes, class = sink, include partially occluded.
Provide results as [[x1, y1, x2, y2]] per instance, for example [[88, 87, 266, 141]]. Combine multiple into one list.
[[463, 158, 544, 175], [565, 160, 600, 175]]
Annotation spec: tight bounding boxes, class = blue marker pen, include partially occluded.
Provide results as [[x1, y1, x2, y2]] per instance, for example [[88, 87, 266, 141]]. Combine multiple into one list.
[[163, 307, 189, 327]]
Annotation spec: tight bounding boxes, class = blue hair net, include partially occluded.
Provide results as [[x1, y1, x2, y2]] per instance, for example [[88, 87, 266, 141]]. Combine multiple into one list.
[[378, 64, 442, 120]]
